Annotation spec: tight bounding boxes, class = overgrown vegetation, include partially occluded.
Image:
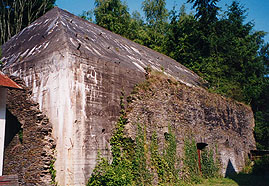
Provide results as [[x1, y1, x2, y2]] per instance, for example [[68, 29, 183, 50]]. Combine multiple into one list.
[[201, 146, 220, 179], [133, 124, 152, 185], [87, 95, 220, 185], [182, 138, 220, 184], [87, 94, 134, 186], [182, 138, 201, 183], [82, 0, 268, 150], [49, 157, 58, 186]]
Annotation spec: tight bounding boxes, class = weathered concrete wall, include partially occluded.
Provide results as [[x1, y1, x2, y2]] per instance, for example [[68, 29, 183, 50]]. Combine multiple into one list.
[[65, 54, 145, 185], [3, 77, 55, 185], [4, 50, 78, 185], [126, 73, 256, 176]]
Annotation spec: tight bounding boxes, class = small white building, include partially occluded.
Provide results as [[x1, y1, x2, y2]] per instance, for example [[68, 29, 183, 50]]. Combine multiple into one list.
[[0, 72, 22, 176]]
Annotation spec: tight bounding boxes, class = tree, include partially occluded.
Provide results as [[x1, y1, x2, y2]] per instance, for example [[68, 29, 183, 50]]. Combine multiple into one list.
[[187, 0, 220, 24], [94, 0, 131, 37], [127, 11, 146, 42], [0, 0, 55, 45], [179, 1, 268, 149], [80, 10, 94, 22], [142, 0, 168, 26], [180, 0, 266, 103], [141, 0, 169, 52], [252, 43, 269, 150], [164, 5, 203, 69]]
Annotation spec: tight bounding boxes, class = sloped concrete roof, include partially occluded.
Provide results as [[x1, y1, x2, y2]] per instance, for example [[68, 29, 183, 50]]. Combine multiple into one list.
[[1, 7, 203, 87], [0, 72, 22, 89]]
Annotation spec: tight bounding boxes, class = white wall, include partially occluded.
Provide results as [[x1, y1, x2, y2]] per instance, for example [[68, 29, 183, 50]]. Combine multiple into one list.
[[0, 87, 7, 176]]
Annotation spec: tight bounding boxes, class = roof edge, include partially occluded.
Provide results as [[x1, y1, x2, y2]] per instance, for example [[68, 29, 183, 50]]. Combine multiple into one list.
[[0, 72, 23, 89]]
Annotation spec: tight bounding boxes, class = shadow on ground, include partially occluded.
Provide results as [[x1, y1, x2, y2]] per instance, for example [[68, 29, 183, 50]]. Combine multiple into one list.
[[225, 158, 269, 186], [228, 173, 269, 186]]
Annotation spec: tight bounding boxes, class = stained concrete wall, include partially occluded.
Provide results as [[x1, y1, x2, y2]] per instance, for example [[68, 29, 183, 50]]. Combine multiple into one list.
[[5, 50, 77, 185], [3, 50, 144, 185]]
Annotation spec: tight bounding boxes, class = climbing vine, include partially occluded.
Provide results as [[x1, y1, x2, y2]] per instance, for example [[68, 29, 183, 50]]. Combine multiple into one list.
[[182, 137, 220, 183], [133, 123, 152, 185], [150, 126, 180, 185], [88, 93, 134, 186], [87, 94, 220, 185], [201, 145, 220, 178], [49, 157, 58, 186], [182, 137, 202, 183]]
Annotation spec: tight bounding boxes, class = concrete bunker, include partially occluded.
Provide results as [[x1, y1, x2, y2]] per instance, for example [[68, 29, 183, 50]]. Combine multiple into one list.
[[0, 7, 256, 186]]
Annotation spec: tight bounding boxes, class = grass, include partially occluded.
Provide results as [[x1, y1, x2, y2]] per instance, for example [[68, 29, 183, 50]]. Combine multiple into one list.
[[196, 178, 238, 186]]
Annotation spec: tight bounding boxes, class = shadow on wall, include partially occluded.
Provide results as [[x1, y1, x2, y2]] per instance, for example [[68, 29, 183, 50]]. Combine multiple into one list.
[[225, 159, 237, 177], [5, 109, 22, 147]]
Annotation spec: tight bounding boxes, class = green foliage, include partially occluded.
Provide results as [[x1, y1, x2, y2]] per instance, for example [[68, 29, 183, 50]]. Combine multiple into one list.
[[88, 92, 221, 185], [94, 0, 131, 37], [253, 110, 269, 150], [18, 129, 23, 144], [80, 10, 94, 22], [88, 96, 182, 185], [150, 131, 170, 184], [88, 94, 135, 186], [166, 0, 268, 149], [132, 124, 152, 185], [87, 153, 134, 186], [140, 0, 168, 52], [163, 126, 180, 184], [49, 158, 58, 186], [183, 137, 202, 183], [187, 0, 220, 24], [201, 147, 220, 178], [142, 0, 168, 26], [196, 177, 238, 186], [183, 138, 220, 183], [252, 72, 269, 150], [241, 157, 253, 174]]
